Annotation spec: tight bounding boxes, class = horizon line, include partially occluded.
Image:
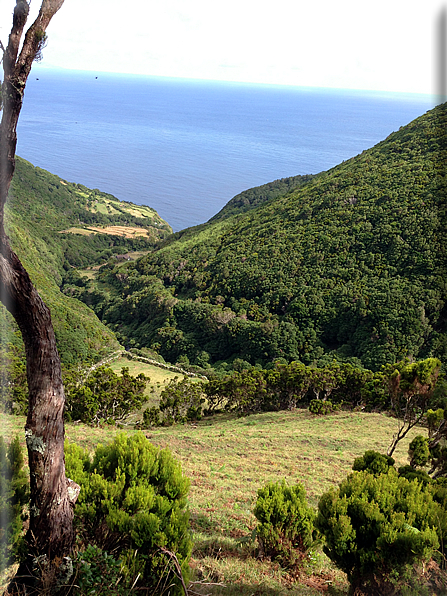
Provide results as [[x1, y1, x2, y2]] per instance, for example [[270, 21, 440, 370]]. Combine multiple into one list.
[[32, 64, 434, 100]]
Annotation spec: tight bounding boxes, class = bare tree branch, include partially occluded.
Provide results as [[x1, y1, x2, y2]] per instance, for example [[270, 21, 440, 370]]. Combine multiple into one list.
[[1, 0, 65, 221], [160, 548, 189, 596]]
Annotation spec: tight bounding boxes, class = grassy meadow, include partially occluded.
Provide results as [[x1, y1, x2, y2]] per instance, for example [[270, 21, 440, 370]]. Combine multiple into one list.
[[61, 225, 155, 238], [1, 404, 423, 595], [108, 355, 188, 383]]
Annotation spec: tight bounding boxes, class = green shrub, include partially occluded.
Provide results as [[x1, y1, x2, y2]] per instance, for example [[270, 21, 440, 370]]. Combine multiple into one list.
[[65, 433, 192, 594], [352, 450, 395, 475], [0, 436, 29, 572], [408, 435, 430, 468], [74, 545, 130, 595], [253, 480, 314, 568], [308, 399, 340, 415], [426, 408, 445, 435], [142, 405, 161, 427], [397, 465, 432, 486], [316, 468, 441, 595]]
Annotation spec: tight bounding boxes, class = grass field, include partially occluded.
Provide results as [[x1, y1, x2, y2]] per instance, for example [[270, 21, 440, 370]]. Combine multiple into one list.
[[108, 355, 187, 384], [60, 225, 154, 238], [1, 407, 424, 595], [108, 355, 194, 413], [82, 194, 165, 224]]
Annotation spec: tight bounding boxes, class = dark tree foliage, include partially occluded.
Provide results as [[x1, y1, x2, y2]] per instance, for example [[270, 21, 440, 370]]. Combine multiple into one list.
[[386, 357, 441, 456], [144, 357, 440, 424], [65, 366, 148, 426], [143, 376, 204, 427], [209, 173, 316, 222], [83, 103, 447, 372]]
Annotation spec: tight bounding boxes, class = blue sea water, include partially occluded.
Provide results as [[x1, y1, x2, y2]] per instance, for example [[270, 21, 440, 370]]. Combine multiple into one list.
[[16, 69, 433, 231]]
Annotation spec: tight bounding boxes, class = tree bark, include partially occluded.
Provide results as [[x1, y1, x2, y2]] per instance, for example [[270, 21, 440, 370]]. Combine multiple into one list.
[[0, 1, 78, 591]]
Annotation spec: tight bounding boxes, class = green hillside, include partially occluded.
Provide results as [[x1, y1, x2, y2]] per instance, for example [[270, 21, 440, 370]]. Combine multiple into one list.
[[77, 102, 446, 371], [1, 158, 172, 369], [209, 173, 316, 222], [9, 157, 171, 269]]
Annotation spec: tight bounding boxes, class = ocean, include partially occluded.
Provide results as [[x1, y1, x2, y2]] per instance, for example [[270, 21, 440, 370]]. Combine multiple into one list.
[[16, 69, 433, 232]]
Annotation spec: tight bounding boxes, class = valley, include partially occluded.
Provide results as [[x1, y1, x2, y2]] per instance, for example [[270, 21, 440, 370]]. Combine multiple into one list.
[[1, 101, 446, 595], [63, 102, 447, 374]]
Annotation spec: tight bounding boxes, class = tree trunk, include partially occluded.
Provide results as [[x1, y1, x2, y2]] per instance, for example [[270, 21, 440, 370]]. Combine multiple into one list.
[[1, 237, 78, 590], [0, 1, 78, 591]]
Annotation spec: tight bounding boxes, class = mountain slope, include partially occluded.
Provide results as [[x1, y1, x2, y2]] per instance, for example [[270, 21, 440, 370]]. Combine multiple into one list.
[[1, 158, 172, 367], [86, 102, 446, 371], [208, 173, 316, 222]]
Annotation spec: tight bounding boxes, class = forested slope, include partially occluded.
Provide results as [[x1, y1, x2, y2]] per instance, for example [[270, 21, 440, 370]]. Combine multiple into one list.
[[1, 158, 172, 367], [81, 102, 446, 371], [209, 173, 316, 222]]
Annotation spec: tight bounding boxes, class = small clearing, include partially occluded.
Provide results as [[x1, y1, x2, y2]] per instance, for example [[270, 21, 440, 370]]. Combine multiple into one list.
[[60, 225, 154, 237]]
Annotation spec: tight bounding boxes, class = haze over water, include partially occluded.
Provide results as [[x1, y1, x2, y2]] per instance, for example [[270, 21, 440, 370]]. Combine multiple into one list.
[[17, 69, 433, 231]]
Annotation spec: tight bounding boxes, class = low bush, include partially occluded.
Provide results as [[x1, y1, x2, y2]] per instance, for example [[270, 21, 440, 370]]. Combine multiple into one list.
[[398, 465, 432, 486], [73, 545, 130, 596], [352, 450, 395, 475], [316, 468, 441, 595], [65, 433, 192, 594], [253, 480, 314, 568], [308, 399, 341, 415], [408, 435, 430, 468], [0, 435, 29, 572]]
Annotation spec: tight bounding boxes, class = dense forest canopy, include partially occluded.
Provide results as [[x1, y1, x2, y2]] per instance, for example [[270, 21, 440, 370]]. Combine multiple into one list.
[[2, 104, 446, 377], [68, 102, 446, 372]]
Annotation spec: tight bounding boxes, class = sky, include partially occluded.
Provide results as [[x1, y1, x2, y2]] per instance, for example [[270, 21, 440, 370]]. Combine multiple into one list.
[[0, 0, 445, 95]]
